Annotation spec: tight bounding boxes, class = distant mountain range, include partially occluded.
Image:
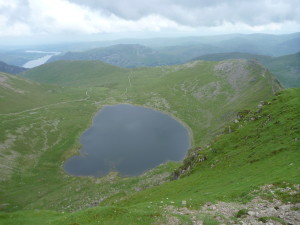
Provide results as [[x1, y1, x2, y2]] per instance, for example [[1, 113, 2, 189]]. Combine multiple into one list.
[[0, 61, 27, 74], [48, 44, 180, 68], [11, 32, 300, 68], [48, 44, 299, 88]]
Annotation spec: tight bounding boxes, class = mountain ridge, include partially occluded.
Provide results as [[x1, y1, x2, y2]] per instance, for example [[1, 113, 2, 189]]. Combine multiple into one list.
[[0, 61, 27, 74], [194, 52, 300, 88]]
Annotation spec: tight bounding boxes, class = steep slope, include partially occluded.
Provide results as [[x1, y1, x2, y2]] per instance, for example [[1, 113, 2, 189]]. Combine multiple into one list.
[[195, 52, 300, 88], [49, 44, 179, 68], [2, 86, 299, 225], [265, 52, 300, 88], [0, 61, 27, 74], [97, 87, 299, 225], [0, 72, 77, 113]]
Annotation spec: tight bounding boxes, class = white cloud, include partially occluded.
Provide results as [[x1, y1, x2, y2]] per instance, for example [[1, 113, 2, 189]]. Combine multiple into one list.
[[0, 0, 299, 39], [0, 0, 192, 37], [68, 0, 300, 26]]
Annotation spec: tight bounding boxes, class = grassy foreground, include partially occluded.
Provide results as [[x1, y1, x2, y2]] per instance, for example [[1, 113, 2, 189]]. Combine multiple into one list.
[[1, 82, 299, 225]]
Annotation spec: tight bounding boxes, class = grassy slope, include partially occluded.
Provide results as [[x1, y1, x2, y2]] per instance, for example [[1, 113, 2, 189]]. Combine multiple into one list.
[[21, 60, 127, 87], [1, 59, 284, 224], [196, 52, 300, 88], [0, 72, 86, 114], [2, 84, 299, 225]]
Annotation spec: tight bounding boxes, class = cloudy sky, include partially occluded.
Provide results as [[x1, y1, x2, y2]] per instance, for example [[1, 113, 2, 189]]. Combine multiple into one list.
[[0, 0, 299, 44]]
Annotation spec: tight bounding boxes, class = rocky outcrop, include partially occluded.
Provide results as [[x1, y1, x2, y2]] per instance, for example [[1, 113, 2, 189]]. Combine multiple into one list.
[[171, 147, 207, 180], [165, 183, 300, 225]]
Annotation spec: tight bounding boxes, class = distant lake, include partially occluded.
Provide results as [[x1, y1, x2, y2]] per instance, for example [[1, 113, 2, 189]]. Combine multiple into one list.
[[22, 51, 60, 68], [64, 104, 190, 177]]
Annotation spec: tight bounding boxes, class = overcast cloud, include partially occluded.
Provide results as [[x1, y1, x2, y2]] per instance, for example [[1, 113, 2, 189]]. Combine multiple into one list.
[[0, 0, 299, 41], [68, 0, 300, 26]]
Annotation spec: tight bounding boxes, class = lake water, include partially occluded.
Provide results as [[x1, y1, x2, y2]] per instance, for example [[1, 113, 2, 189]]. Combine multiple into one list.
[[64, 104, 190, 177], [23, 55, 53, 68], [22, 51, 60, 68]]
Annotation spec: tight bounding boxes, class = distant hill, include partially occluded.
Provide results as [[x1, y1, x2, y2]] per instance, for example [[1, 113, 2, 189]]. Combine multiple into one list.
[[0, 51, 52, 67], [45, 33, 300, 70], [49, 44, 180, 68], [194, 52, 271, 62], [2, 33, 299, 69], [265, 52, 300, 88], [0, 61, 27, 74], [195, 52, 300, 88]]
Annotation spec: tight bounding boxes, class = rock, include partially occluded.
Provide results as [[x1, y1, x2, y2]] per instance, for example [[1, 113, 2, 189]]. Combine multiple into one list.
[[186, 166, 191, 173], [248, 211, 256, 216], [182, 200, 186, 206]]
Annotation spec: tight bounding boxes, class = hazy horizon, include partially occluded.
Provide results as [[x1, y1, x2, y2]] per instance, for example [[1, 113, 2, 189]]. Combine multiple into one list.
[[0, 0, 299, 46]]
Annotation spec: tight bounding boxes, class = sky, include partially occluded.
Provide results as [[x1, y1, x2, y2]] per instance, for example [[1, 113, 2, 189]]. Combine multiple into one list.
[[0, 0, 299, 45]]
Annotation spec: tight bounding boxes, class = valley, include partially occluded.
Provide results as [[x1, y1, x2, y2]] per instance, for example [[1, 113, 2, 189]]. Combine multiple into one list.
[[1, 55, 298, 224]]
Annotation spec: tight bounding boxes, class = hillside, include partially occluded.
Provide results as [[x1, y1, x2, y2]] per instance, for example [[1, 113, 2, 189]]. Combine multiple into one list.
[[195, 52, 300, 88], [0, 61, 27, 74], [2, 59, 295, 225], [265, 52, 300, 88], [49, 44, 180, 68], [21, 60, 127, 86], [0, 72, 82, 113], [1, 82, 299, 224]]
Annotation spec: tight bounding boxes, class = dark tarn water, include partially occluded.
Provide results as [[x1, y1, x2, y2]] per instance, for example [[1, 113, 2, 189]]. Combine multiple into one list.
[[64, 104, 190, 177]]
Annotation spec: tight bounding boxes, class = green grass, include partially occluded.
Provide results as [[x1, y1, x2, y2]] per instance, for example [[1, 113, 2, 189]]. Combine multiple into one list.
[[1, 87, 298, 224], [0, 72, 86, 113], [1, 59, 295, 224], [235, 209, 248, 218]]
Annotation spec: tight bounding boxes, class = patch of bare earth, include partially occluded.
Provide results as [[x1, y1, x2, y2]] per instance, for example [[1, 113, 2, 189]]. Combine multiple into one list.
[[165, 184, 300, 225]]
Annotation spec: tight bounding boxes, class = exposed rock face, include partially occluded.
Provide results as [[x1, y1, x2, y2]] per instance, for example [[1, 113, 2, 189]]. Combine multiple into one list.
[[165, 184, 300, 225], [214, 59, 282, 93], [171, 147, 207, 180]]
